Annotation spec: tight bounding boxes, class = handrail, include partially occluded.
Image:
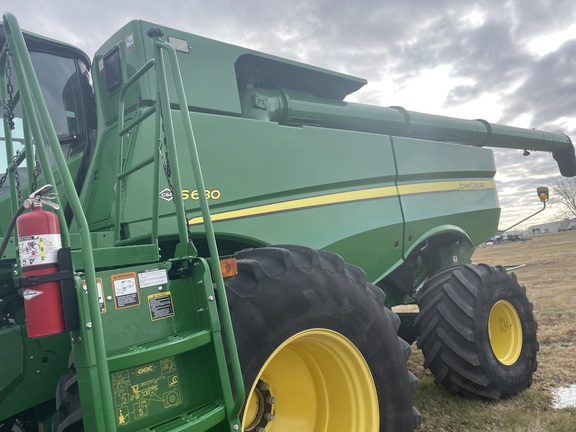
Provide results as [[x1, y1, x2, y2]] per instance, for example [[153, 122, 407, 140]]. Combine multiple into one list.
[[2, 13, 116, 431], [151, 32, 245, 419]]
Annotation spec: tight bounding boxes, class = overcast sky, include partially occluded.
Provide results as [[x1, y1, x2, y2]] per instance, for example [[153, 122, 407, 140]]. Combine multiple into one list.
[[4, 0, 576, 230]]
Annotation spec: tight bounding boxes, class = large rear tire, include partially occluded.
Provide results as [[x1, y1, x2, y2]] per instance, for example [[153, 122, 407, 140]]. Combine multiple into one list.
[[227, 245, 420, 431], [415, 263, 538, 399], [51, 355, 83, 432]]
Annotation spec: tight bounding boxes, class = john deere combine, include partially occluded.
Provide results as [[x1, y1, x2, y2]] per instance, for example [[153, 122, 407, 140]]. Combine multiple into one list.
[[1, 12, 575, 432]]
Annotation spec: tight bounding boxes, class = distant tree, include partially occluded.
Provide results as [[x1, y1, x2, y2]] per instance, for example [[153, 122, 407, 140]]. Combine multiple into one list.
[[550, 177, 576, 218]]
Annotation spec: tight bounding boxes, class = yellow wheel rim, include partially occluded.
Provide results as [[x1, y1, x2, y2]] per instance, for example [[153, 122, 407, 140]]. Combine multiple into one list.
[[488, 300, 523, 365], [241, 329, 379, 431]]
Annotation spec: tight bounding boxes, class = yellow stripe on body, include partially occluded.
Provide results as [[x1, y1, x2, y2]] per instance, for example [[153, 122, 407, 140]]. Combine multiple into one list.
[[188, 180, 496, 226]]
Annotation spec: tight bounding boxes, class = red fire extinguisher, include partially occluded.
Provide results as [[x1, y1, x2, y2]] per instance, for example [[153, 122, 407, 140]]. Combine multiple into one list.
[[17, 185, 65, 338]]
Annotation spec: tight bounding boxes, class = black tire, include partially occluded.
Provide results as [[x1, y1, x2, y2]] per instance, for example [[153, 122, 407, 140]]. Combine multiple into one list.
[[51, 354, 83, 432], [227, 245, 420, 432], [415, 263, 538, 399]]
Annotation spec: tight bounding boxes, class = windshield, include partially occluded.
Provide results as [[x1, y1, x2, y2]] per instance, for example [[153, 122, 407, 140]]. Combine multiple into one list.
[[1, 51, 89, 194]]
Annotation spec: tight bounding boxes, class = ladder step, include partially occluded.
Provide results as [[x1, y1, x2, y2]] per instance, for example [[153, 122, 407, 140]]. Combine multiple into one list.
[[147, 402, 227, 432], [108, 329, 212, 372]]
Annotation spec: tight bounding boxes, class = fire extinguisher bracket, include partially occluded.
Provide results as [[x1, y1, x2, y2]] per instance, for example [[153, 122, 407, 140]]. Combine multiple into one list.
[[14, 248, 80, 331], [14, 246, 80, 335], [14, 270, 74, 289]]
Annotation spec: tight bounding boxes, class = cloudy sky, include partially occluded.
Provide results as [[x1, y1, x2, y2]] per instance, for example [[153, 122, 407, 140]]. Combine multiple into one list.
[[4, 0, 576, 230]]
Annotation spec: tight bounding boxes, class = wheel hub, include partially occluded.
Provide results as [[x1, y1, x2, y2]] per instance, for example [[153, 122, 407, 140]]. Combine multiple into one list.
[[244, 380, 276, 431], [488, 299, 523, 365], [241, 329, 379, 431]]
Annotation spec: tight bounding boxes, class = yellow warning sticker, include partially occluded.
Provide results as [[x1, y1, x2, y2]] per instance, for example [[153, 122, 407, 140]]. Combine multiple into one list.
[[148, 292, 174, 321]]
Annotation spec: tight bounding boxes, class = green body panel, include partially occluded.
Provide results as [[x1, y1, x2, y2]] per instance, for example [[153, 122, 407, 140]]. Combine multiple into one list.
[[393, 136, 500, 258], [92, 110, 499, 282], [94, 113, 405, 280], [2, 15, 576, 430], [0, 324, 70, 420]]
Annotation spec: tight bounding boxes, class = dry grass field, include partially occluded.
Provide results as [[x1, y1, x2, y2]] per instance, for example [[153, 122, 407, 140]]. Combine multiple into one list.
[[410, 230, 576, 431]]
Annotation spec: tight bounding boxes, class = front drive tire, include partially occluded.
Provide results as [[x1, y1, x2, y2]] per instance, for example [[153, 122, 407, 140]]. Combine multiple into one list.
[[415, 263, 538, 399], [226, 245, 420, 432]]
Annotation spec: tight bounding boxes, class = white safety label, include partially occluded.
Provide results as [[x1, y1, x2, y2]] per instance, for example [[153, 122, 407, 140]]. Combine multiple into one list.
[[18, 234, 61, 267], [82, 278, 107, 313], [138, 268, 168, 288]]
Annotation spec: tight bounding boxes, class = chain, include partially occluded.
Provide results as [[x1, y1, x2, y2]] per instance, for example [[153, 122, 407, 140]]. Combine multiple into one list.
[[13, 154, 22, 203], [0, 161, 22, 204], [2, 53, 22, 202], [0, 52, 22, 203], [0, 155, 23, 203], [128, 96, 142, 134], [30, 151, 42, 193], [159, 110, 175, 198], [5, 54, 15, 130], [135, 96, 142, 121], [0, 154, 23, 203], [157, 98, 193, 242], [0, 171, 7, 190]]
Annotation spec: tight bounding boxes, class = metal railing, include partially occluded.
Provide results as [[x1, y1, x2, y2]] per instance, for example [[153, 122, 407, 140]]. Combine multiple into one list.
[[2, 12, 116, 431]]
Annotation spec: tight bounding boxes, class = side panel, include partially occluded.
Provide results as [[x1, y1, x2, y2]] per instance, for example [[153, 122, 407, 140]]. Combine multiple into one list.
[[120, 114, 404, 282], [393, 136, 500, 258]]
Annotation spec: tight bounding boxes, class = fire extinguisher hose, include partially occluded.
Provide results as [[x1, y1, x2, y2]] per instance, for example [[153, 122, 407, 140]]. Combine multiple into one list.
[[0, 204, 25, 259]]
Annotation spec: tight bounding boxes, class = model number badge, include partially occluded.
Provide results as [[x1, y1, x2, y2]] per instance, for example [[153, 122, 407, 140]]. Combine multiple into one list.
[[159, 188, 221, 201]]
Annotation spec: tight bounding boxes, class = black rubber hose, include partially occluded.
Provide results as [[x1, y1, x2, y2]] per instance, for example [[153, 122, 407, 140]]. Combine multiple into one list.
[[0, 204, 25, 259]]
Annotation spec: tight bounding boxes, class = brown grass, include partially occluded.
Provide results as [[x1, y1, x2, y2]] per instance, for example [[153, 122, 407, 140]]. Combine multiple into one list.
[[410, 230, 576, 431]]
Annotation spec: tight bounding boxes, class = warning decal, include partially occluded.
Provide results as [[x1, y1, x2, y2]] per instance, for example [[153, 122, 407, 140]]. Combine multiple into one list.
[[148, 292, 174, 321], [18, 234, 61, 267], [82, 278, 106, 313], [111, 272, 140, 309], [125, 32, 135, 52]]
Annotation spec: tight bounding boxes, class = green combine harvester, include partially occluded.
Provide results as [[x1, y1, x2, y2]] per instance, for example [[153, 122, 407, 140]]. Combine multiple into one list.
[[1, 12, 575, 432]]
